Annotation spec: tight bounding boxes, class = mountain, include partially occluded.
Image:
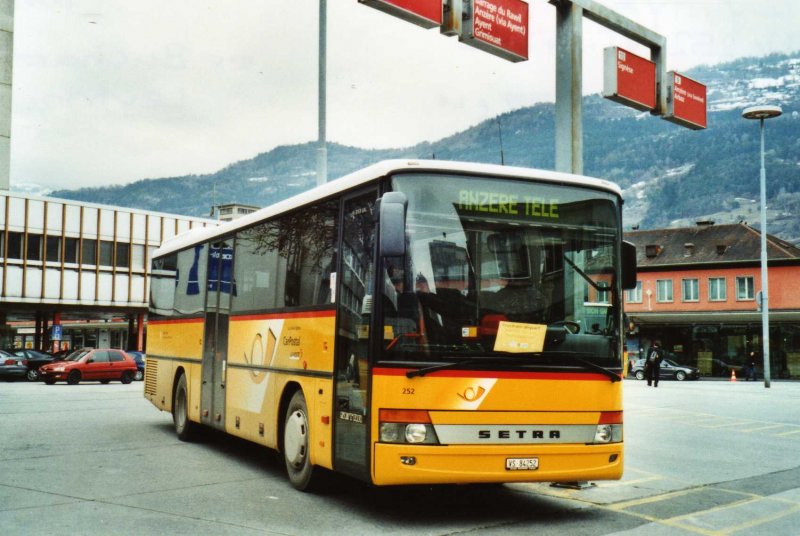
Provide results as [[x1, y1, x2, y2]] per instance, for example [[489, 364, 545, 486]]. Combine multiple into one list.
[[37, 51, 800, 241]]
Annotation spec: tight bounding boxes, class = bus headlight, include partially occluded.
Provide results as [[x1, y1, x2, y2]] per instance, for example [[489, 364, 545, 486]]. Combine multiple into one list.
[[593, 424, 623, 444], [379, 409, 440, 445], [405, 423, 428, 443], [379, 422, 439, 444], [592, 411, 623, 444]]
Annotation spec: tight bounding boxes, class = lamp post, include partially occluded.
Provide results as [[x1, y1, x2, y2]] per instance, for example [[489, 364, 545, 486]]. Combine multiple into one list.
[[317, 0, 327, 186], [742, 104, 782, 388]]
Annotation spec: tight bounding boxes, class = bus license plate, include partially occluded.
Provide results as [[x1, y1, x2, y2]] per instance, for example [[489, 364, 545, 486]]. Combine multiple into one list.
[[506, 457, 539, 471]]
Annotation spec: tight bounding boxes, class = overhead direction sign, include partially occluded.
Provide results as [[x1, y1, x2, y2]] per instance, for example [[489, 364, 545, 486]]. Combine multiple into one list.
[[359, 0, 442, 29], [664, 71, 707, 130], [459, 0, 530, 62], [602, 46, 656, 111]]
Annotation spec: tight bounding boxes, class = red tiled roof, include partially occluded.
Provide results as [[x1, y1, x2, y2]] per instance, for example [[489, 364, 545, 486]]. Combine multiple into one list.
[[624, 223, 800, 267]]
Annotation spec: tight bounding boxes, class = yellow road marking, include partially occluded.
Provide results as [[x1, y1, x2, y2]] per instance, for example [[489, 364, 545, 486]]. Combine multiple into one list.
[[718, 503, 800, 534], [740, 423, 785, 433], [607, 487, 711, 511], [601, 475, 663, 488], [776, 429, 800, 437], [704, 421, 752, 429]]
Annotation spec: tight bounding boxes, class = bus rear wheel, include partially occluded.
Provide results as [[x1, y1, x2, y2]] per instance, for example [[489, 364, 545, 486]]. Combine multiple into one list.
[[173, 373, 198, 441], [283, 390, 322, 491]]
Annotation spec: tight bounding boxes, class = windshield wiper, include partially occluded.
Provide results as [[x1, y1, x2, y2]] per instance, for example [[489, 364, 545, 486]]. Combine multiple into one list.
[[557, 353, 621, 382], [406, 356, 527, 378], [563, 255, 606, 292]]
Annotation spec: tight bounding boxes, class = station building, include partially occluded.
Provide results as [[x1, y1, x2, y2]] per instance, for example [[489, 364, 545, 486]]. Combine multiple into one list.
[[0, 190, 216, 352], [624, 222, 800, 379]]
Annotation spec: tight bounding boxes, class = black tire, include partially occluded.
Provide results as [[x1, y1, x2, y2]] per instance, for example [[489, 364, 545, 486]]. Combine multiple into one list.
[[134, 370, 144, 381], [67, 370, 81, 385], [26, 369, 40, 381], [173, 373, 198, 441], [676, 371, 686, 381], [120, 371, 134, 384], [635, 370, 645, 381], [283, 390, 323, 491]]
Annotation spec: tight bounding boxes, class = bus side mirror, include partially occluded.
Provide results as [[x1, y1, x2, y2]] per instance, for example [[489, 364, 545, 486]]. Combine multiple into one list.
[[621, 240, 637, 290], [379, 192, 407, 257]]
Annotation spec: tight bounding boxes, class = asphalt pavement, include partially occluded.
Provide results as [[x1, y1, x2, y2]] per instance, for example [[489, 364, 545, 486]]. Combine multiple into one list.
[[1, 377, 800, 535]]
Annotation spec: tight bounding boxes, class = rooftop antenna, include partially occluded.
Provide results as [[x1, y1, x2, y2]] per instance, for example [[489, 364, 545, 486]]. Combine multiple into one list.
[[496, 116, 505, 165], [210, 180, 217, 217]]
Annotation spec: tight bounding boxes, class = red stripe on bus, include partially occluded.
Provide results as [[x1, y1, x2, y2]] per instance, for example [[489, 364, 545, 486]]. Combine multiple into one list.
[[232, 310, 336, 322], [372, 367, 613, 381], [147, 317, 204, 326]]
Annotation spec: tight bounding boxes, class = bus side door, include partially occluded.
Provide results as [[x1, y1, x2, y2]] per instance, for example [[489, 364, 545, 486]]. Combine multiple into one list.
[[333, 190, 376, 481], [201, 238, 234, 430]]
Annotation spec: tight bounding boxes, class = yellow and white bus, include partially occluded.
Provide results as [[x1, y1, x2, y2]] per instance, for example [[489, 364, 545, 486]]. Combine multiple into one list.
[[144, 160, 637, 490]]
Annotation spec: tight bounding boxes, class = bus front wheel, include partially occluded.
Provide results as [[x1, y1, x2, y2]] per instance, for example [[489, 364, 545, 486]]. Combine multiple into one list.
[[283, 390, 321, 491]]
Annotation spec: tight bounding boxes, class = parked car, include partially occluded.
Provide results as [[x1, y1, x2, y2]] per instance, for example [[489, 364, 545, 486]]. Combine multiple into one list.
[[49, 348, 73, 360], [126, 351, 146, 381], [7, 349, 62, 381], [0, 349, 28, 381], [38, 348, 138, 385], [630, 357, 700, 381]]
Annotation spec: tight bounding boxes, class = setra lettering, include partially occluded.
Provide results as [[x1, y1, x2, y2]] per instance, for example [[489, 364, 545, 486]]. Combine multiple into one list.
[[478, 429, 562, 439]]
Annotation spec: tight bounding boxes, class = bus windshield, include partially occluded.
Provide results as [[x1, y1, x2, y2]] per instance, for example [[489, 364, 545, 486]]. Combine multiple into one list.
[[381, 173, 622, 369]]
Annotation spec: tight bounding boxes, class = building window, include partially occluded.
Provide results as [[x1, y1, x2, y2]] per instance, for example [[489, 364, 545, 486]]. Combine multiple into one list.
[[99, 240, 114, 267], [656, 279, 673, 302], [736, 276, 755, 300], [64, 238, 79, 264], [26, 234, 42, 261], [6, 231, 23, 259], [709, 277, 726, 301], [82, 239, 97, 265], [132, 244, 145, 270], [596, 287, 610, 304], [625, 281, 643, 303], [46, 236, 61, 263], [682, 278, 699, 302], [116, 243, 130, 268]]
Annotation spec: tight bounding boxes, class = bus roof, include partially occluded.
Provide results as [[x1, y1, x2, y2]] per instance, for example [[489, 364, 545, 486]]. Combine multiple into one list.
[[154, 159, 623, 258]]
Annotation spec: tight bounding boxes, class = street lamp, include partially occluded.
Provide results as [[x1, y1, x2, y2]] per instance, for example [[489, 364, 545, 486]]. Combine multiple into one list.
[[742, 104, 782, 388]]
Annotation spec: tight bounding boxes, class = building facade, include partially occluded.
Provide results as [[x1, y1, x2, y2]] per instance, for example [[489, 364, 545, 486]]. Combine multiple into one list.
[[624, 222, 800, 379], [215, 202, 259, 222], [0, 191, 216, 351]]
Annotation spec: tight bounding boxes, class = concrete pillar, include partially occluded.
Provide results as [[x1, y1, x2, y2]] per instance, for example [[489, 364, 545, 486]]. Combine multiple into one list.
[[0, 1, 12, 191], [34, 311, 42, 349], [137, 312, 145, 351]]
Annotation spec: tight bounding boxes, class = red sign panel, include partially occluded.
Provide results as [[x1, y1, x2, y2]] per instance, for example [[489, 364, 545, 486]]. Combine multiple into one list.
[[602, 47, 656, 111], [665, 71, 707, 130], [359, 0, 442, 29], [463, 0, 529, 62]]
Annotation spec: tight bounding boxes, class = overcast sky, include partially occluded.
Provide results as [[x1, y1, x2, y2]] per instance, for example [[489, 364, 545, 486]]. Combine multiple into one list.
[[9, 0, 800, 189]]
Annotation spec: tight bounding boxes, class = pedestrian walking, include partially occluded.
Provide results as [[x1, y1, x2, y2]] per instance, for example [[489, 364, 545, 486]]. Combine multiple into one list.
[[746, 351, 758, 381], [645, 339, 665, 387]]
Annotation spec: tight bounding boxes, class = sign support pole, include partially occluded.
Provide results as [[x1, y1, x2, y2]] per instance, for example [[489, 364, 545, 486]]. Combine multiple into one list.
[[317, 0, 328, 186], [550, 0, 667, 175], [554, 1, 583, 175]]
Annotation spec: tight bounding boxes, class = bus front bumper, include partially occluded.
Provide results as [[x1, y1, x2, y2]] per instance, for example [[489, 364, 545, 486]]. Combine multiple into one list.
[[372, 443, 623, 486]]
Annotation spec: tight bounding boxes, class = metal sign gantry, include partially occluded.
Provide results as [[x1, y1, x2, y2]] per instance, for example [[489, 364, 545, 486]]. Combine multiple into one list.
[[356, 0, 705, 179], [550, 0, 667, 175]]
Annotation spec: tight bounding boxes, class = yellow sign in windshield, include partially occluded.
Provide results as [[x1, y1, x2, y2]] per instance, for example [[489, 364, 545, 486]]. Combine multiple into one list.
[[493, 321, 547, 353]]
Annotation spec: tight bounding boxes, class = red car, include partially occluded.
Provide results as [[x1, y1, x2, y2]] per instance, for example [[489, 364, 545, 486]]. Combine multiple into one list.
[[39, 348, 138, 385]]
